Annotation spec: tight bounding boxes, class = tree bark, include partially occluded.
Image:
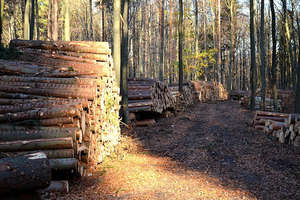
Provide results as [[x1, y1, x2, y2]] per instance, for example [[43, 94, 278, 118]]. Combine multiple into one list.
[[24, 0, 31, 40], [89, 0, 94, 40], [0, 137, 73, 152], [121, 0, 129, 124], [30, 0, 35, 40], [0, 152, 51, 193], [113, 0, 121, 86], [159, 0, 165, 81], [178, 0, 184, 93], [250, 0, 257, 110], [38, 180, 69, 193], [64, 0, 70, 41], [36, 0, 40, 40], [260, 0, 266, 110], [52, 0, 58, 40], [0, 0, 4, 44]]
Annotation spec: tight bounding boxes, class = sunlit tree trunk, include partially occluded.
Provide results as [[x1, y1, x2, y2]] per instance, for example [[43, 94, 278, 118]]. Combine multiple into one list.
[[169, 0, 173, 83], [89, 0, 94, 40], [24, 0, 31, 40], [0, 0, 4, 44], [217, 0, 221, 83], [52, 0, 58, 40], [30, 0, 35, 40], [113, 0, 121, 86], [250, 0, 257, 110], [48, 0, 53, 40], [64, 0, 70, 41]]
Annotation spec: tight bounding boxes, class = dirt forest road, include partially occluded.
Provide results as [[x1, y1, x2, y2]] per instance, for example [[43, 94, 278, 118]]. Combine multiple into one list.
[[59, 101, 300, 200]]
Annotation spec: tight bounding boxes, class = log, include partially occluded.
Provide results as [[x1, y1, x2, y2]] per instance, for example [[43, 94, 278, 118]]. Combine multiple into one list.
[[13, 149, 75, 159], [11, 39, 111, 54], [0, 137, 73, 152], [38, 180, 69, 193], [0, 105, 81, 122], [49, 158, 78, 171], [135, 119, 156, 127], [255, 111, 290, 118], [128, 100, 153, 108], [16, 117, 74, 126], [128, 106, 152, 112], [0, 152, 51, 193], [0, 126, 80, 141]]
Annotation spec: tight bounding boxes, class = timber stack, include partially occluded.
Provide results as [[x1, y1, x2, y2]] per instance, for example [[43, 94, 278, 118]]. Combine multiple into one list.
[[0, 39, 121, 178], [191, 81, 228, 102], [128, 78, 176, 114], [253, 111, 300, 146], [169, 82, 195, 110]]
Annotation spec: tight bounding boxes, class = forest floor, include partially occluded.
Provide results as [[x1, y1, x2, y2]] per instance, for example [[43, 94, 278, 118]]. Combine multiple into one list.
[[55, 101, 300, 200]]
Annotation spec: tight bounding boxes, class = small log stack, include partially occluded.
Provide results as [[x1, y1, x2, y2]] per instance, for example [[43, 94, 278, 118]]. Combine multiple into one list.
[[191, 81, 228, 102], [169, 82, 195, 110], [0, 40, 121, 178], [253, 111, 300, 146], [128, 78, 176, 114]]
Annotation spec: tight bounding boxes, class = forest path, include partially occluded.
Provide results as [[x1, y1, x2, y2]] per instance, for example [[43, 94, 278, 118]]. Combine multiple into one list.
[[59, 101, 300, 200]]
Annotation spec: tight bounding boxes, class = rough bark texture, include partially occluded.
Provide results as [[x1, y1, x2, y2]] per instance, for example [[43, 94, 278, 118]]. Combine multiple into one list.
[[0, 152, 51, 193]]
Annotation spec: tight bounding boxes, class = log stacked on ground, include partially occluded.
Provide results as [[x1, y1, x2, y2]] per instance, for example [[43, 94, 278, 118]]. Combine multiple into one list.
[[169, 82, 195, 110], [128, 78, 176, 113], [0, 40, 120, 177], [191, 81, 228, 102], [253, 111, 300, 146]]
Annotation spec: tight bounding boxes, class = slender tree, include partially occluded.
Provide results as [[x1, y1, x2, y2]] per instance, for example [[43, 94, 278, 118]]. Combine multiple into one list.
[[36, 0, 40, 40], [65, 0, 70, 41], [294, 0, 300, 112], [121, 0, 129, 123], [270, 0, 278, 111], [113, 0, 121, 86], [260, 0, 266, 109], [159, 0, 165, 81], [89, 0, 94, 40], [30, 0, 35, 40], [52, 0, 58, 40], [179, 0, 183, 92], [48, 0, 53, 40], [0, 0, 4, 44], [250, 0, 257, 110], [24, 0, 31, 40]]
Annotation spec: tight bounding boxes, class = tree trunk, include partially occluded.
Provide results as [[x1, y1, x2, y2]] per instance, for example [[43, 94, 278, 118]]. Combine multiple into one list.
[[64, 0, 70, 41], [24, 0, 31, 40], [30, 0, 35, 40], [250, 0, 257, 110], [0, 152, 51, 193], [38, 181, 69, 193], [121, 0, 129, 124], [178, 0, 183, 93], [260, 0, 266, 110], [48, 0, 53, 40], [295, 1, 300, 113], [89, 0, 94, 40], [52, 0, 58, 40], [159, 0, 165, 81], [113, 0, 121, 86], [36, 0, 40, 40], [0, 0, 4, 44]]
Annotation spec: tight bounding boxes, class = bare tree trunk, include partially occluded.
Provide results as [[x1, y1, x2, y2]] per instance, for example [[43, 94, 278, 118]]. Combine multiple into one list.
[[89, 0, 94, 40], [64, 0, 70, 41], [113, 0, 121, 86], [24, 0, 31, 40], [0, 0, 4, 44], [48, 0, 53, 40], [30, 0, 35, 40], [260, 0, 266, 110], [250, 0, 257, 110], [159, 0, 165, 81], [179, 0, 183, 93], [217, 0, 221, 83], [121, 0, 129, 124], [169, 0, 173, 83], [36, 0, 40, 40], [52, 0, 58, 40]]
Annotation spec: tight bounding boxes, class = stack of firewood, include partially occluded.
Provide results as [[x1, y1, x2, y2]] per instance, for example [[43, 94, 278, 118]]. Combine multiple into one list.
[[191, 81, 228, 102], [128, 78, 176, 114], [169, 82, 195, 110], [0, 40, 121, 177], [253, 111, 300, 146]]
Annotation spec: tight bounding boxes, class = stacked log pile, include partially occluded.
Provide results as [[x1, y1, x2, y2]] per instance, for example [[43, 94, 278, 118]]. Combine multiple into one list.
[[191, 81, 228, 102], [0, 40, 121, 177], [169, 82, 195, 110], [128, 78, 176, 113], [253, 111, 300, 146], [240, 89, 294, 113]]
